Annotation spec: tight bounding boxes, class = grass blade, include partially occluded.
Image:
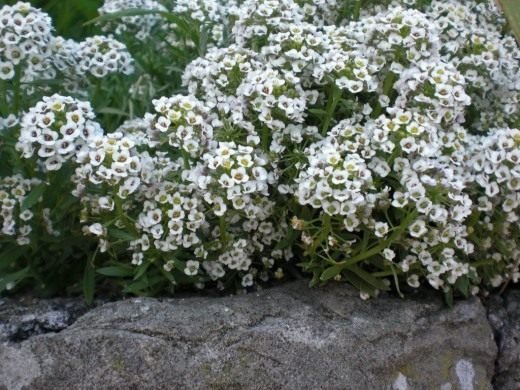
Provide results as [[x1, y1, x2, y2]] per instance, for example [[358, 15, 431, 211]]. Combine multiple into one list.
[[497, 0, 520, 43]]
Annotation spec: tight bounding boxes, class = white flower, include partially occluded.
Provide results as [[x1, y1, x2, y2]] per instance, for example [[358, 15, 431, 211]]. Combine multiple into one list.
[[409, 219, 427, 238], [374, 222, 389, 238], [88, 223, 105, 236], [184, 260, 200, 276]]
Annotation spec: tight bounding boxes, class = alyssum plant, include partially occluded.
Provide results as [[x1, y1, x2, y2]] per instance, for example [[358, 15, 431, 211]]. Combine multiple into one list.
[[0, 0, 519, 304]]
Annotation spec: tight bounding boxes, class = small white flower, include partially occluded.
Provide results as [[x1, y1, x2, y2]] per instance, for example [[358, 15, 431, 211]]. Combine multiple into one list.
[[184, 260, 200, 276]]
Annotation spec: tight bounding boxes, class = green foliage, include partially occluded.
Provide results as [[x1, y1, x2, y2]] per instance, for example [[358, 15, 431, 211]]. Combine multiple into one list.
[[0, 0, 519, 304], [4, 0, 103, 38], [497, 0, 520, 43]]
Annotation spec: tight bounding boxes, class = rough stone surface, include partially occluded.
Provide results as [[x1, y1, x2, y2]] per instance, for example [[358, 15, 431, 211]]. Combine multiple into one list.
[[487, 290, 520, 390], [0, 282, 498, 390], [0, 297, 91, 342]]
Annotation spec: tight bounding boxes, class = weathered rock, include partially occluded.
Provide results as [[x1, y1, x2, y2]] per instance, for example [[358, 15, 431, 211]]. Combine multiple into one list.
[[487, 289, 520, 390], [0, 281, 497, 390], [0, 297, 90, 343]]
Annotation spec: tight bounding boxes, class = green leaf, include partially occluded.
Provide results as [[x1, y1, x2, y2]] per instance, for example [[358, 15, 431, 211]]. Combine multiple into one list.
[[342, 270, 377, 297], [122, 278, 149, 294], [320, 264, 343, 281], [123, 273, 164, 294], [275, 226, 297, 250], [96, 266, 134, 277], [454, 276, 470, 298], [21, 183, 47, 211], [0, 245, 27, 270], [133, 261, 152, 280], [0, 267, 30, 292], [497, 0, 520, 43], [308, 108, 328, 117], [83, 260, 96, 305], [107, 228, 138, 242], [97, 107, 129, 117], [345, 264, 390, 291], [444, 288, 454, 307], [309, 269, 322, 287], [198, 25, 209, 57], [84, 9, 162, 26], [85, 9, 194, 31]]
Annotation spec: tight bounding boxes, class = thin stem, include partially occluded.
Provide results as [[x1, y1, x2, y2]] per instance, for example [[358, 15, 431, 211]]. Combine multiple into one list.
[[321, 83, 342, 136]]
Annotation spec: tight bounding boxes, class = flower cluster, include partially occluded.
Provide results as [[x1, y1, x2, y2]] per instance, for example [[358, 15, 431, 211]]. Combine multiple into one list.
[[1, 0, 519, 299], [76, 36, 134, 78], [98, 0, 167, 41], [16, 94, 103, 171], [0, 174, 41, 245], [145, 95, 217, 157], [0, 2, 54, 82]]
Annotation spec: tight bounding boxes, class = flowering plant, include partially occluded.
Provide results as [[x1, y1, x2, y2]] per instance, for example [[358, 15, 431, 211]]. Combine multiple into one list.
[[0, 0, 519, 304]]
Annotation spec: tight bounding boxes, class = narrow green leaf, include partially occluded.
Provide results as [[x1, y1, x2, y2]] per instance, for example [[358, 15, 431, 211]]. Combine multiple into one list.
[[108, 227, 138, 242], [122, 279, 149, 294], [198, 25, 209, 57], [21, 183, 47, 211], [123, 274, 164, 294], [275, 226, 297, 250], [85, 9, 193, 30], [497, 0, 520, 43], [0, 267, 30, 292], [444, 289, 454, 307], [320, 264, 343, 281], [97, 107, 129, 117], [346, 264, 390, 291], [83, 260, 95, 305], [308, 108, 328, 116], [84, 9, 161, 26], [133, 261, 151, 280], [96, 266, 134, 277], [0, 245, 27, 270], [454, 276, 470, 298], [342, 270, 377, 297]]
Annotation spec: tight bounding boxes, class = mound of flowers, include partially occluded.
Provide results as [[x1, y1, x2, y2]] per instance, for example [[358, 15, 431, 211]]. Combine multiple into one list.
[[0, 0, 518, 302]]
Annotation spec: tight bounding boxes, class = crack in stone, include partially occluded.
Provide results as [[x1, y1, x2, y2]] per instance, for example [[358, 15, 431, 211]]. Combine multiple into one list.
[[0, 301, 93, 343]]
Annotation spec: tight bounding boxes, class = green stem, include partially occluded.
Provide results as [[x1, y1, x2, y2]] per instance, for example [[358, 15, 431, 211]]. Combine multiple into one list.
[[336, 209, 418, 268], [321, 83, 342, 136], [307, 213, 331, 255], [181, 149, 190, 169], [372, 71, 397, 118], [13, 67, 21, 114], [260, 127, 270, 153], [219, 216, 228, 247], [0, 80, 8, 116]]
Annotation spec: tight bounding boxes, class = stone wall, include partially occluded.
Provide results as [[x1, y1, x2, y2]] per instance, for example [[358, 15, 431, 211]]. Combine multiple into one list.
[[0, 282, 517, 390]]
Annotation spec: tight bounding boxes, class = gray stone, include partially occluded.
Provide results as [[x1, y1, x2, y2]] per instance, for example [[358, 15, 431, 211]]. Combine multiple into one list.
[[0, 296, 90, 342], [487, 290, 520, 390], [0, 282, 497, 390]]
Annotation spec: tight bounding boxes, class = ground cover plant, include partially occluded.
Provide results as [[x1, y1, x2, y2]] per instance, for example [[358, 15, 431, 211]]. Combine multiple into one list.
[[0, 0, 519, 304]]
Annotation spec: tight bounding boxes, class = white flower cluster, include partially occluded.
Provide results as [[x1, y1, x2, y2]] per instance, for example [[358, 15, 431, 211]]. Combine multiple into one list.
[[3, 0, 520, 297], [98, 0, 241, 47], [427, 1, 520, 132], [145, 95, 217, 157], [72, 131, 145, 199], [0, 2, 135, 101], [392, 62, 472, 126], [0, 2, 54, 82], [76, 36, 134, 78], [465, 128, 520, 286], [16, 94, 103, 171], [98, 0, 166, 40], [231, 0, 343, 47], [0, 114, 19, 132], [0, 174, 40, 245]]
